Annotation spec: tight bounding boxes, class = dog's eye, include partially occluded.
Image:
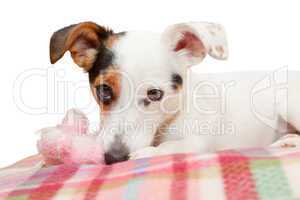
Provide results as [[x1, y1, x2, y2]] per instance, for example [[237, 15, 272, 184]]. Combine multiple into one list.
[[147, 88, 164, 101], [96, 84, 114, 105]]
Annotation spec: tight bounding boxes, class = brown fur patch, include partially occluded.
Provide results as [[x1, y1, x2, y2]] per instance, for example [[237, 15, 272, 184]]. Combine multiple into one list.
[[152, 112, 180, 146], [65, 23, 110, 71], [104, 34, 120, 48], [87, 33, 124, 83], [92, 67, 121, 112], [70, 48, 98, 71], [50, 22, 113, 71], [171, 73, 183, 91], [281, 143, 296, 148], [88, 34, 124, 113]]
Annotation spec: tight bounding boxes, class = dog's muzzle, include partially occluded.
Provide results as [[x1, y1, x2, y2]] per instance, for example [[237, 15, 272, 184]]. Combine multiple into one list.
[[104, 136, 129, 164]]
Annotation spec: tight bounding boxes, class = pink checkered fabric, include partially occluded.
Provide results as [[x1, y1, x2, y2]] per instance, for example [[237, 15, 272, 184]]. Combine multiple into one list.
[[1, 147, 300, 200]]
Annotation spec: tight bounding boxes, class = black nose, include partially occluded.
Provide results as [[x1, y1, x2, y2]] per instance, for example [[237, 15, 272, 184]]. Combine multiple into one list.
[[104, 151, 129, 165], [104, 137, 129, 165]]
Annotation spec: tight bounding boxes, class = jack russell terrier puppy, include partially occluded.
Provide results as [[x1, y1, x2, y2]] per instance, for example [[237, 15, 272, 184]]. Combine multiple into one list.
[[50, 21, 300, 164]]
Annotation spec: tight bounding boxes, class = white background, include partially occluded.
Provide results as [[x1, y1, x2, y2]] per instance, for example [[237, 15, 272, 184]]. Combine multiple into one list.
[[0, 0, 299, 167]]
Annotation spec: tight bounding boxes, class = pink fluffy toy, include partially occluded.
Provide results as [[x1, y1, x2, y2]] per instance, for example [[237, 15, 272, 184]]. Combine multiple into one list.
[[37, 109, 105, 166]]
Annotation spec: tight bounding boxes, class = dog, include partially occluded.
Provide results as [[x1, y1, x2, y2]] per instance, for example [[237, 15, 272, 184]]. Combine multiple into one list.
[[50, 21, 300, 164]]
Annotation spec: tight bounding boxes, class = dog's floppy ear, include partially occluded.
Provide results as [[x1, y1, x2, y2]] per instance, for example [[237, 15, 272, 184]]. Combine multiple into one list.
[[162, 22, 228, 67], [50, 22, 113, 71]]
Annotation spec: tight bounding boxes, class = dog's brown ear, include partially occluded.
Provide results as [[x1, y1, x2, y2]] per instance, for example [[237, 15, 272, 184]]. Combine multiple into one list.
[[50, 22, 113, 71]]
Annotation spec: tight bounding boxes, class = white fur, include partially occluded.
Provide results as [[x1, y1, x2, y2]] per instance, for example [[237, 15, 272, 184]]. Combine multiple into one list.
[[102, 31, 179, 152], [130, 70, 300, 159], [98, 22, 300, 159]]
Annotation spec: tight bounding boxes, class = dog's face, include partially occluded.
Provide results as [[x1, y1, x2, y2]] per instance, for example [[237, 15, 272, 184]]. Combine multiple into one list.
[[50, 22, 228, 164]]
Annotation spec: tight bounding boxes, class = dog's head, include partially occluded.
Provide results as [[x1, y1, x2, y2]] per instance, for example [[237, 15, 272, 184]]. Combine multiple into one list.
[[50, 21, 228, 164]]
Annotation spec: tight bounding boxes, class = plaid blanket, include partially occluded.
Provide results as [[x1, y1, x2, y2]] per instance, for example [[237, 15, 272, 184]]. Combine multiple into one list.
[[1, 147, 300, 200]]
